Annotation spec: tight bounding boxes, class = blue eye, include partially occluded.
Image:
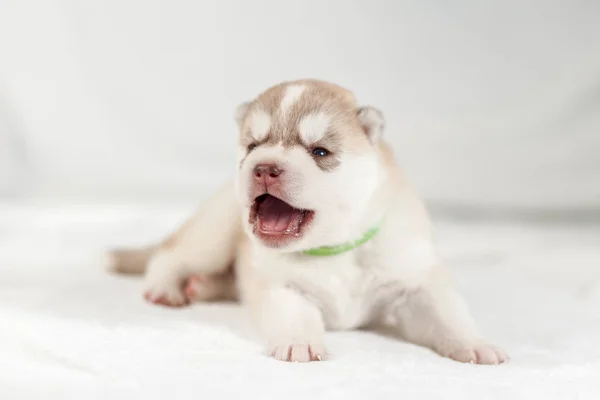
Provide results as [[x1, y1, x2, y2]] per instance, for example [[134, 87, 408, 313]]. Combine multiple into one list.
[[312, 147, 329, 157]]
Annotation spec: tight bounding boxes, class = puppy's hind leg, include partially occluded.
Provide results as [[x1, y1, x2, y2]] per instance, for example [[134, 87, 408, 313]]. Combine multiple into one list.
[[141, 181, 242, 307], [388, 267, 508, 365]]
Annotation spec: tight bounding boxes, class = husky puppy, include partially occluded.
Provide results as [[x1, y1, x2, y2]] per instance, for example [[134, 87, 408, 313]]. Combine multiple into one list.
[[108, 79, 508, 364]]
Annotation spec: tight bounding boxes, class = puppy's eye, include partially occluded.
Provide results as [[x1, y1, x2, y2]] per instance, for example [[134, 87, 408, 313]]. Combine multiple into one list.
[[247, 143, 258, 152], [312, 147, 329, 157]]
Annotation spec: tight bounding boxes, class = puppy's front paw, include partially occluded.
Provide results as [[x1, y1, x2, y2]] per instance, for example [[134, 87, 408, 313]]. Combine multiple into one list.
[[143, 280, 188, 307], [447, 343, 508, 365], [143, 251, 191, 307], [270, 344, 326, 363]]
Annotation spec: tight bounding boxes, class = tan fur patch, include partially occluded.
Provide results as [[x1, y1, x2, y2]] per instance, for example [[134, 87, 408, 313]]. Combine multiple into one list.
[[239, 79, 373, 172]]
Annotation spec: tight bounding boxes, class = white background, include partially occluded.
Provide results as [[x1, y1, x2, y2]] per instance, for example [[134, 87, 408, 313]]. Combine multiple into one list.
[[1, 0, 599, 213], [1, 3, 600, 397]]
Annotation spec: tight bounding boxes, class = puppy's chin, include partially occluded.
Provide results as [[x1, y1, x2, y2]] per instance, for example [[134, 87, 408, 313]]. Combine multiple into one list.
[[247, 194, 315, 249]]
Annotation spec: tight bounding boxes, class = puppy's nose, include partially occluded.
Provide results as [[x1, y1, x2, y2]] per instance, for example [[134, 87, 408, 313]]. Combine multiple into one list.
[[253, 163, 283, 186]]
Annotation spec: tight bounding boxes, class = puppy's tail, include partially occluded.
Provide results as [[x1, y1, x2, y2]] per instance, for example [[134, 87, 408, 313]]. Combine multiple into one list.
[[105, 245, 157, 275]]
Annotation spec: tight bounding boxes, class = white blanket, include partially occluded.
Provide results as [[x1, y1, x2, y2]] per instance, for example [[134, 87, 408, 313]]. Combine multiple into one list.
[[1, 203, 599, 399]]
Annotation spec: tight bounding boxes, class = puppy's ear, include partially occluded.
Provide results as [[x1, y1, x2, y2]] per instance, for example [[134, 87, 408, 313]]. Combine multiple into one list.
[[357, 106, 385, 144], [234, 101, 251, 129]]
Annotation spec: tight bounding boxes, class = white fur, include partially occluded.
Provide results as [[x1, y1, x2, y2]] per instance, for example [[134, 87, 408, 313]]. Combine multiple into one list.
[[260, 285, 326, 361], [247, 110, 271, 141], [298, 112, 330, 144], [279, 84, 305, 116]]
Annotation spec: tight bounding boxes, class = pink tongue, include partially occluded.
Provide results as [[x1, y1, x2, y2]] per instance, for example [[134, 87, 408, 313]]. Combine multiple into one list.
[[258, 196, 299, 232]]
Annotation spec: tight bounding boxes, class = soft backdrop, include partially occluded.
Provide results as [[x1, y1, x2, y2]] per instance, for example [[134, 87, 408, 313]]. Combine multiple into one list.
[[1, 0, 599, 214]]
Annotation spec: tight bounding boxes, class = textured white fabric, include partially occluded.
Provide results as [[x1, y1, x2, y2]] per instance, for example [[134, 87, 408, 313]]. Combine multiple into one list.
[[1, 0, 599, 208], [1, 203, 599, 399]]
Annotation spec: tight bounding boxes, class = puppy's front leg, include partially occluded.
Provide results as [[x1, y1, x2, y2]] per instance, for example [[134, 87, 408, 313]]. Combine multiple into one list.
[[391, 267, 508, 365], [259, 286, 326, 362]]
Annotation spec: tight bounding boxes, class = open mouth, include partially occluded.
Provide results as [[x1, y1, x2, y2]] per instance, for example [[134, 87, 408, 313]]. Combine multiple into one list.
[[249, 194, 314, 246]]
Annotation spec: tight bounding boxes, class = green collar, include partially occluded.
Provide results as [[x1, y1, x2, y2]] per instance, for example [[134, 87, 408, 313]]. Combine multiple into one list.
[[302, 221, 382, 257]]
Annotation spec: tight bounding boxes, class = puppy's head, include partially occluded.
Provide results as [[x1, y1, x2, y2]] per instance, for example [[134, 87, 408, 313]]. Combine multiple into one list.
[[234, 79, 385, 251]]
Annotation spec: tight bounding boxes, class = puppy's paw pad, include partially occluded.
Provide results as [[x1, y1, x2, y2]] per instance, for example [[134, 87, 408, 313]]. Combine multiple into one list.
[[270, 344, 326, 363], [143, 286, 188, 307], [449, 344, 508, 365], [184, 275, 212, 299]]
